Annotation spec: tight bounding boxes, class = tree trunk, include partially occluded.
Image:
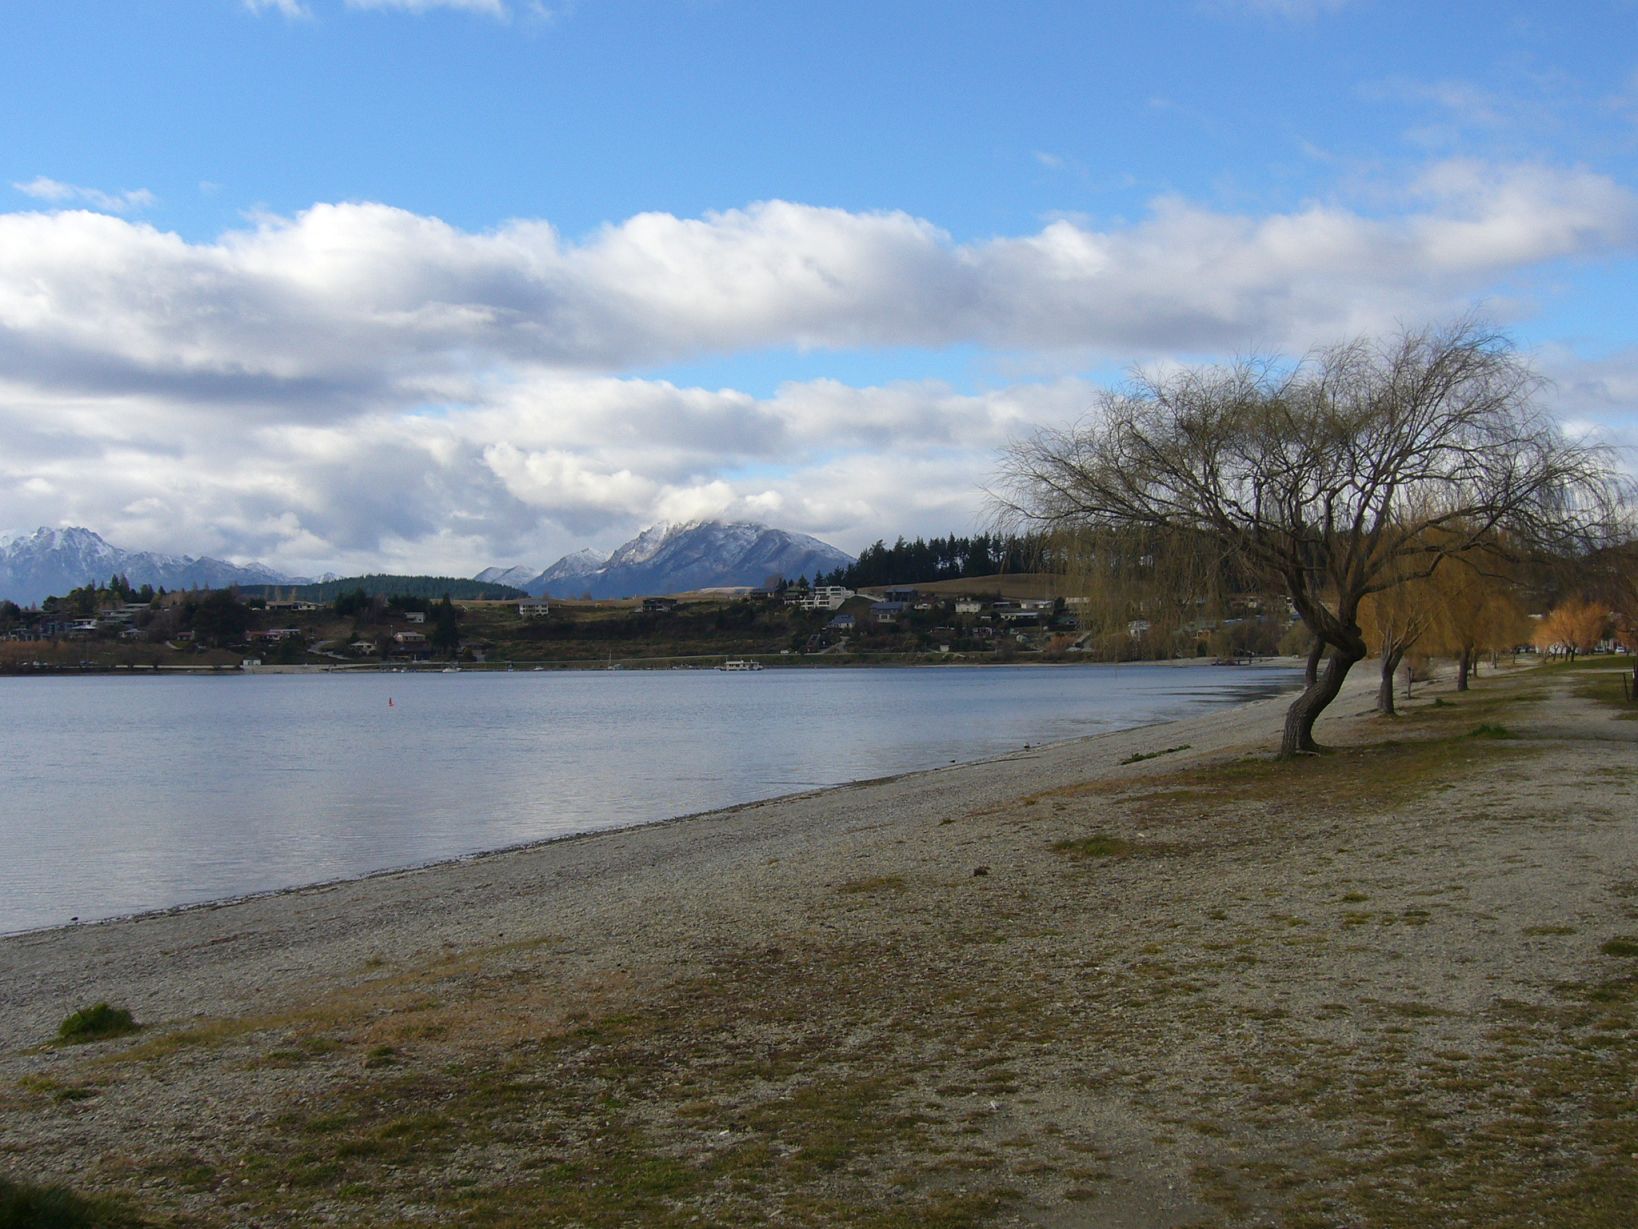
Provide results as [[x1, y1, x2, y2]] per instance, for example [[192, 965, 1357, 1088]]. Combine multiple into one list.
[[1304, 636, 1324, 686], [1456, 648, 1472, 691], [1281, 644, 1363, 757], [1377, 646, 1406, 716]]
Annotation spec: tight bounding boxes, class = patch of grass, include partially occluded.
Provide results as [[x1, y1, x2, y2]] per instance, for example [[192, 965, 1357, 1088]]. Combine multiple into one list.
[[1600, 938, 1638, 958], [17, 1075, 100, 1104], [56, 1003, 140, 1045], [1467, 723, 1514, 739], [0, 1176, 147, 1228], [1120, 744, 1191, 765], [1051, 834, 1133, 860], [1523, 925, 1577, 937], [835, 874, 908, 894]]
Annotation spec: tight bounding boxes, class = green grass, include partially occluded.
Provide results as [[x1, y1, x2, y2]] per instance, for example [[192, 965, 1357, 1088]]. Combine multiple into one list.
[[56, 1003, 140, 1045], [1120, 744, 1191, 765], [835, 874, 908, 894], [0, 1176, 147, 1229], [1051, 833, 1134, 859]]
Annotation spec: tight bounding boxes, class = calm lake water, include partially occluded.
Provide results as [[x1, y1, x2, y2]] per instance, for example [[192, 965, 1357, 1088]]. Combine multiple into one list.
[[0, 664, 1300, 934]]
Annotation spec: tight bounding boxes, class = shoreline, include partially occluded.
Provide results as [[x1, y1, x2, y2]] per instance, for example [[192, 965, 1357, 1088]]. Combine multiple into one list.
[[0, 671, 1317, 1053], [0, 658, 1307, 941], [6, 662, 1636, 1226], [0, 652, 1312, 677]]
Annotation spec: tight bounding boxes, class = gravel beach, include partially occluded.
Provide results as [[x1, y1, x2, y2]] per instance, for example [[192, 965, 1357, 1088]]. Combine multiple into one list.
[[4, 662, 1635, 1228]]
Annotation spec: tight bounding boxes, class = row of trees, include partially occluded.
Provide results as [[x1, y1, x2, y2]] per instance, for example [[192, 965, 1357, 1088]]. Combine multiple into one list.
[[816, 533, 1039, 590], [997, 318, 1630, 756], [1532, 598, 1615, 663]]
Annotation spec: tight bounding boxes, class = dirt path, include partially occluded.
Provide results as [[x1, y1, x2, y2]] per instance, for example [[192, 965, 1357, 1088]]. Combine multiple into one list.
[[3, 663, 1635, 1228]]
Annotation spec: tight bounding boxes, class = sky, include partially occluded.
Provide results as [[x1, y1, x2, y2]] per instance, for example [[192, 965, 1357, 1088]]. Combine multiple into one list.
[[2, 0, 1636, 577]]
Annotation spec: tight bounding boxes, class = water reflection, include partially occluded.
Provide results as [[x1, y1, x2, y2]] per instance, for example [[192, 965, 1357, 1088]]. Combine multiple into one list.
[[0, 665, 1299, 933]]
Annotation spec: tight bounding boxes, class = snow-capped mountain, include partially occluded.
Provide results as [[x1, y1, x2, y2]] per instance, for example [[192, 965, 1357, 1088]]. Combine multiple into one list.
[[479, 521, 855, 598], [0, 527, 302, 605], [530, 548, 607, 592], [472, 565, 541, 589]]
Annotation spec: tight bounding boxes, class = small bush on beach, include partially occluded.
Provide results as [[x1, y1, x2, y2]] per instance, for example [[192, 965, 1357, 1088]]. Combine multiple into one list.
[[0, 1175, 146, 1228], [1120, 744, 1191, 765], [57, 1003, 140, 1045], [1052, 834, 1133, 860], [1467, 723, 1513, 739]]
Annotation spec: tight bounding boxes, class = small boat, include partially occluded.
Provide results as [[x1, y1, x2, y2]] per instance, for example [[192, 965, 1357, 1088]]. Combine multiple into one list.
[[716, 659, 763, 672]]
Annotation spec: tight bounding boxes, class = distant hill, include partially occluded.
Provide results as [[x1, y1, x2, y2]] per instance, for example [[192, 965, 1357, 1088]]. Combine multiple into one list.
[[479, 521, 855, 598], [0, 526, 301, 606], [241, 575, 527, 602]]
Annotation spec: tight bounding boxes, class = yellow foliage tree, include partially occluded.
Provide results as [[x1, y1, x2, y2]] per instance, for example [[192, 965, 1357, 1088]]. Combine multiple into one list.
[[1425, 563, 1529, 690], [1532, 598, 1608, 662], [1360, 572, 1435, 715]]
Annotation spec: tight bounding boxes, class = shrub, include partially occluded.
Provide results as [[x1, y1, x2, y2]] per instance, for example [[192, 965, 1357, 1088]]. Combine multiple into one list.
[[56, 1003, 139, 1045], [0, 1175, 146, 1228], [1052, 834, 1134, 859]]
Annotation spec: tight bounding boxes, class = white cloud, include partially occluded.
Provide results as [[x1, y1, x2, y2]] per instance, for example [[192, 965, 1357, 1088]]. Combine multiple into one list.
[[3, 159, 1629, 405], [12, 177, 156, 214], [1, 160, 1633, 574], [243, 0, 313, 18]]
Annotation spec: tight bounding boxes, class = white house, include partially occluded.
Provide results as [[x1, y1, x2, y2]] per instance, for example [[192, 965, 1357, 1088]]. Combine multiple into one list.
[[518, 597, 552, 619], [791, 585, 854, 611]]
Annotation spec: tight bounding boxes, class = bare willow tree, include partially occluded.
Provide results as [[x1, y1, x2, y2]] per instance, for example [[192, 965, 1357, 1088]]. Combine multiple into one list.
[[995, 319, 1620, 757]]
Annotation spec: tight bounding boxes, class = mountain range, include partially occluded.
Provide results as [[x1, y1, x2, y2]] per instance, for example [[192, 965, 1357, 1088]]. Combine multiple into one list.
[[0, 527, 305, 606], [475, 520, 855, 598], [1, 520, 855, 606]]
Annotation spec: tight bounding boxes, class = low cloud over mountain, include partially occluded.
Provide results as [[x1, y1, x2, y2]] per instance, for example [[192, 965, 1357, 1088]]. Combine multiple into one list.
[[0, 527, 302, 606], [479, 520, 854, 598]]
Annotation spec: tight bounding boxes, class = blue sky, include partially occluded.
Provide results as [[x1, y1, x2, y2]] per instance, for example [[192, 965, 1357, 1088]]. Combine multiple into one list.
[[2, 0, 1635, 574]]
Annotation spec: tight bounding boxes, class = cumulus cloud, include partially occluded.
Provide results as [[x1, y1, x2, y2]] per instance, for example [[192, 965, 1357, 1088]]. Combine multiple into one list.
[[2, 159, 1631, 411], [0, 363, 1079, 574], [2, 160, 1633, 573], [12, 177, 156, 214]]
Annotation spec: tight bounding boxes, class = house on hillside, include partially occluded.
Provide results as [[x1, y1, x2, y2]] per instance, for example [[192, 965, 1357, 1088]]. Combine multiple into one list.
[[791, 585, 854, 611], [248, 628, 303, 643], [643, 597, 679, 612], [517, 597, 551, 619], [391, 629, 430, 660]]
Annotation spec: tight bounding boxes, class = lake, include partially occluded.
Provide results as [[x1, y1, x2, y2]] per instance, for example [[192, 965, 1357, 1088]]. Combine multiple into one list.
[[0, 663, 1300, 934]]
